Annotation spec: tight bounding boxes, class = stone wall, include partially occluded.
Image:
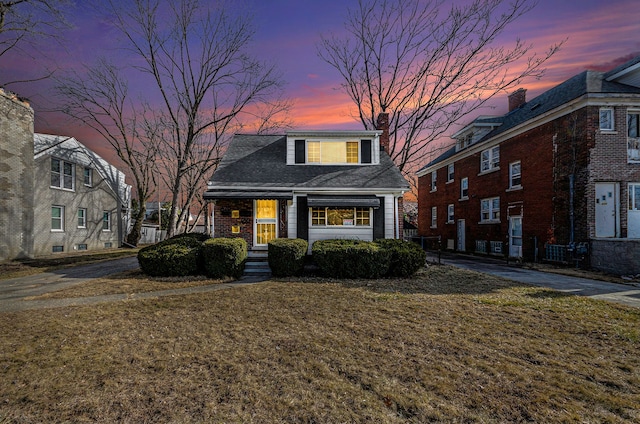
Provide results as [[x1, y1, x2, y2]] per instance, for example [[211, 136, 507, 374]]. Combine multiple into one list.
[[590, 239, 640, 275], [0, 90, 34, 260]]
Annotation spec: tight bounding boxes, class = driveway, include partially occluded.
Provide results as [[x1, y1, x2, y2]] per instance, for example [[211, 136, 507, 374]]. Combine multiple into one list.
[[428, 252, 640, 309]]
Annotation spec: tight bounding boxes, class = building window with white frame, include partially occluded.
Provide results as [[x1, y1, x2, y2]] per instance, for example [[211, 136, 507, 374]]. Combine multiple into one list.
[[52, 206, 64, 231], [51, 158, 74, 190], [447, 163, 454, 182], [480, 146, 500, 172], [102, 211, 111, 231], [447, 204, 454, 223], [431, 170, 437, 191], [509, 161, 522, 189], [306, 140, 359, 164], [628, 111, 640, 162], [460, 177, 469, 199], [480, 197, 500, 222], [78, 208, 87, 228], [310, 207, 371, 227], [431, 206, 437, 228], [599, 108, 614, 131], [83, 167, 92, 186]]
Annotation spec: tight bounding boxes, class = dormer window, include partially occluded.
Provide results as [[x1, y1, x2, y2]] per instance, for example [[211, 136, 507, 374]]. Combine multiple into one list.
[[307, 141, 359, 164], [293, 138, 374, 165]]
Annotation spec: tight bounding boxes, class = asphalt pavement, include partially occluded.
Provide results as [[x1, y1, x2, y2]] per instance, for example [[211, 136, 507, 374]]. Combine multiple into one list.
[[428, 251, 640, 309]]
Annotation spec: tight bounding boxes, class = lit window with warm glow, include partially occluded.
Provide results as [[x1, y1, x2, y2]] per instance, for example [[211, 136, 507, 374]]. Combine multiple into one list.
[[306, 141, 359, 164]]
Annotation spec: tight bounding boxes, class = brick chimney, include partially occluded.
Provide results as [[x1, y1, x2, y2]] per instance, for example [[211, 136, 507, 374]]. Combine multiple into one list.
[[376, 112, 390, 153], [508, 88, 527, 112]]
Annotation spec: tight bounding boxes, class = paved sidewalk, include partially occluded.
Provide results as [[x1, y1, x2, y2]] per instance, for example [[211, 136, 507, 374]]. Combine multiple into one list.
[[428, 252, 640, 309]]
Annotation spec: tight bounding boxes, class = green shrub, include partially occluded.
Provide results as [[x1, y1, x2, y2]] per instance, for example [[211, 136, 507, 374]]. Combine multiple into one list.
[[202, 238, 248, 279], [167, 232, 210, 242], [268, 238, 308, 277], [375, 238, 426, 277], [138, 237, 202, 277], [312, 239, 391, 279]]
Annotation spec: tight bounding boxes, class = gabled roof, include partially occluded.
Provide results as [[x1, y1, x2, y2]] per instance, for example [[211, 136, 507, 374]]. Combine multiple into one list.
[[206, 134, 408, 193], [418, 57, 640, 173], [34, 133, 130, 204]]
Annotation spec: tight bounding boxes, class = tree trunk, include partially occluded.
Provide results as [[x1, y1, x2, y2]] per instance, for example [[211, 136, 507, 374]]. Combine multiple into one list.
[[126, 205, 146, 246]]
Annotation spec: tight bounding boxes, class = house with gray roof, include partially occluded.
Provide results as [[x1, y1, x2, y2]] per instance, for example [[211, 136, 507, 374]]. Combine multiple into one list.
[[204, 113, 409, 251], [416, 55, 640, 275]]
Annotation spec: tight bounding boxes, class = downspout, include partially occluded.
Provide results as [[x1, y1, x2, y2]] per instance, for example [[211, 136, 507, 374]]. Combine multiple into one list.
[[569, 174, 575, 244], [394, 195, 400, 239]]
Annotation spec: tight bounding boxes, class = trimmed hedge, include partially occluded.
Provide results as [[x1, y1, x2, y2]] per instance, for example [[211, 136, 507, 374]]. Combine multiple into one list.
[[167, 232, 210, 242], [312, 239, 391, 279], [268, 238, 308, 277], [375, 238, 426, 277], [137, 236, 203, 277], [202, 238, 248, 279]]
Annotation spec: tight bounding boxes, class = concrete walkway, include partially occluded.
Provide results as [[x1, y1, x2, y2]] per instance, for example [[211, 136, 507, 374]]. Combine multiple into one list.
[[428, 252, 640, 309], [0, 257, 266, 312]]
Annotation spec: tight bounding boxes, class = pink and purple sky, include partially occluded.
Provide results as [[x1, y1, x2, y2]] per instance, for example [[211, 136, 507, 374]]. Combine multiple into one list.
[[3, 0, 640, 166]]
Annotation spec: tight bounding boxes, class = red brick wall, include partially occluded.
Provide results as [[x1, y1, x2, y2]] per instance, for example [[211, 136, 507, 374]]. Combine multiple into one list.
[[418, 114, 572, 260], [213, 199, 289, 249], [213, 199, 254, 246]]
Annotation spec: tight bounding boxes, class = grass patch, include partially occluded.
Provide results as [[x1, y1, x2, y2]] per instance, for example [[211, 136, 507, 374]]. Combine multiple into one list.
[[0, 249, 139, 280], [1, 265, 639, 423], [25, 270, 231, 299]]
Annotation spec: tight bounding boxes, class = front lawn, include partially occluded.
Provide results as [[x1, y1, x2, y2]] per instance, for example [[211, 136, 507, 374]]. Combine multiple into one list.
[[1, 265, 638, 422]]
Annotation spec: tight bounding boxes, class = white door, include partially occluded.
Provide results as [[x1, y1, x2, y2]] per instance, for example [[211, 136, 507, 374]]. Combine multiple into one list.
[[509, 216, 523, 258], [595, 183, 617, 238], [254, 199, 278, 247], [629, 183, 640, 238], [456, 219, 465, 252]]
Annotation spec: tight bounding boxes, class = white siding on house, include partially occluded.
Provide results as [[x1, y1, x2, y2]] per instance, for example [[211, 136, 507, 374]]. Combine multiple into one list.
[[286, 138, 296, 165], [384, 195, 396, 239], [288, 196, 298, 238]]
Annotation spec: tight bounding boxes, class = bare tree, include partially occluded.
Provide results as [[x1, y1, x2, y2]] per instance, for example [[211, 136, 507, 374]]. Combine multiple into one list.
[[55, 60, 159, 246], [0, 0, 71, 85], [318, 0, 562, 176], [106, 0, 286, 237]]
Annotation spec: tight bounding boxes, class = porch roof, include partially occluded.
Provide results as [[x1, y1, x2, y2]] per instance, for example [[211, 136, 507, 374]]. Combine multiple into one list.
[[204, 190, 293, 200], [307, 194, 380, 208]]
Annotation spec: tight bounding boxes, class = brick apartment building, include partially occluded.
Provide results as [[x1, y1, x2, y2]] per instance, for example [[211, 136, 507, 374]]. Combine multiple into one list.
[[416, 56, 640, 275]]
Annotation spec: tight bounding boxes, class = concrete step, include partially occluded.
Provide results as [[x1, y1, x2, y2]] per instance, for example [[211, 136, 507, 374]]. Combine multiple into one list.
[[244, 251, 271, 277]]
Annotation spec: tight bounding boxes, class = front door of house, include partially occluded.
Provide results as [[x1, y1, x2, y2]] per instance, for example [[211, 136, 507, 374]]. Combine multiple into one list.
[[254, 199, 278, 247], [456, 219, 465, 252], [509, 216, 523, 258], [595, 183, 617, 238]]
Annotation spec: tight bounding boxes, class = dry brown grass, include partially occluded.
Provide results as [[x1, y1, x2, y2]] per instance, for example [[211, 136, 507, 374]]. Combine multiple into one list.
[[25, 269, 232, 300], [1, 265, 639, 423], [0, 249, 139, 280]]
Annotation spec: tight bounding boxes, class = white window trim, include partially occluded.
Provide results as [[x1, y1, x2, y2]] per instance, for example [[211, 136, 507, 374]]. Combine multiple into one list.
[[628, 110, 640, 163], [309, 207, 372, 228], [50, 158, 75, 191], [446, 164, 454, 183], [52, 205, 65, 232], [460, 177, 469, 201], [78, 208, 87, 228], [306, 140, 361, 165], [480, 197, 500, 224], [102, 211, 111, 232], [509, 161, 522, 190], [430, 170, 437, 192], [431, 206, 437, 228], [479, 146, 500, 175], [599, 107, 615, 132], [83, 167, 93, 187]]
